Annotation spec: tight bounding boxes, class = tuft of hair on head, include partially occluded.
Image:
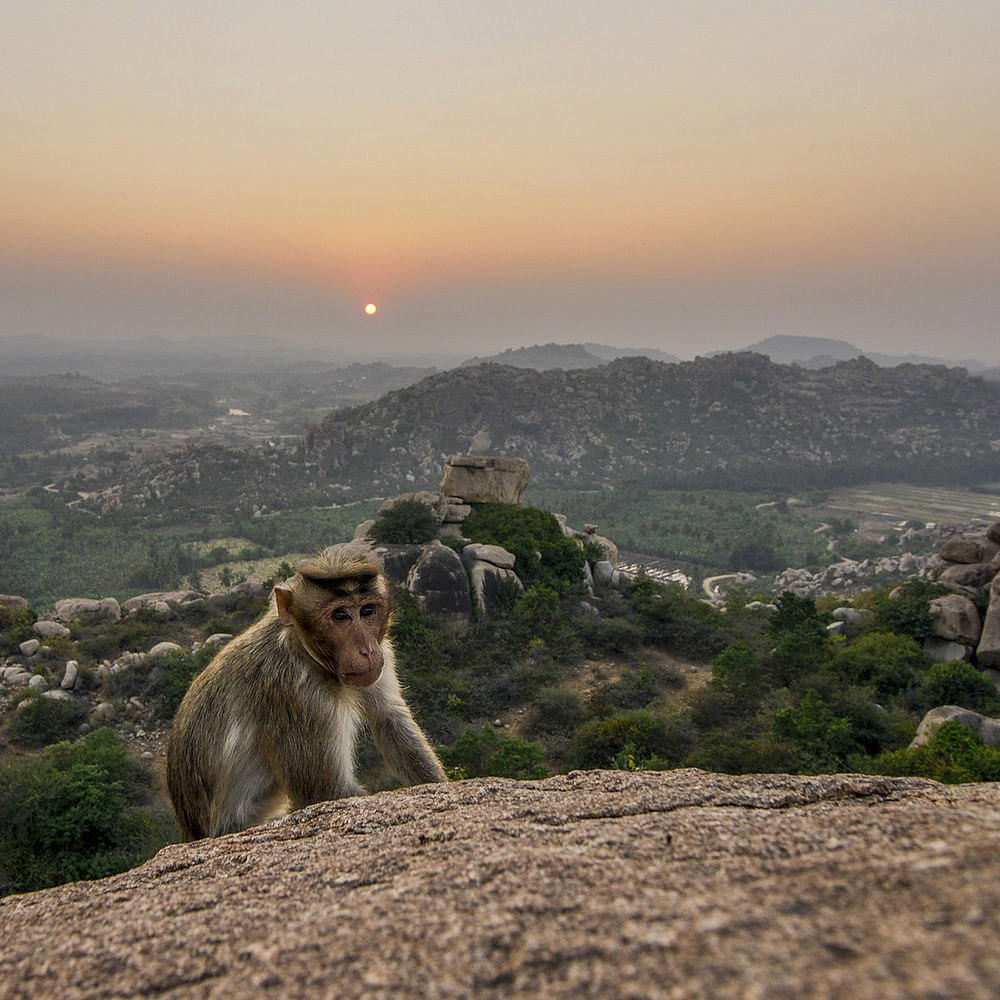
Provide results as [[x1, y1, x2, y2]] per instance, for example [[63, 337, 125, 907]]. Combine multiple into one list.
[[296, 554, 380, 595]]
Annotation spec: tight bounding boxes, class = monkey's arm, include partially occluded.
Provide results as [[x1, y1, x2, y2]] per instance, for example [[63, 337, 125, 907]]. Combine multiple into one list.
[[361, 667, 447, 785]]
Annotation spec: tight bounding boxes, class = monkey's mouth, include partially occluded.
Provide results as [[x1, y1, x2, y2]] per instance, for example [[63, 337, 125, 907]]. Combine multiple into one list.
[[340, 664, 383, 687]]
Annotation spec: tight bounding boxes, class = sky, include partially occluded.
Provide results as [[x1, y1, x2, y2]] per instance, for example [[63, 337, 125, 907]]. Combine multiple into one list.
[[2, 1, 999, 364]]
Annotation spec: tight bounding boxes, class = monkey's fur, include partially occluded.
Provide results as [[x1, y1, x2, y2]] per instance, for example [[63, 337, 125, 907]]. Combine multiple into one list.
[[167, 553, 446, 840]]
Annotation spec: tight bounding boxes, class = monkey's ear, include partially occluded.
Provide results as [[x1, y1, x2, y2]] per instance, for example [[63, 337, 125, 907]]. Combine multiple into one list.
[[274, 587, 295, 626]]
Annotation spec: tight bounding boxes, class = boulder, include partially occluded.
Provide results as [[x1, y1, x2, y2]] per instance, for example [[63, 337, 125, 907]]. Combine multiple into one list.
[[938, 538, 984, 564], [0, 594, 29, 611], [439, 455, 530, 505], [123, 590, 205, 614], [147, 641, 183, 660], [977, 590, 1000, 669], [911, 705, 1000, 748], [28, 674, 47, 691], [462, 543, 516, 570], [937, 562, 995, 605], [61, 660, 78, 690], [593, 560, 615, 587], [923, 636, 973, 663], [405, 542, 472, 621], [987, 520, 1000, 545], [19, 638, 40, 657], [462, 546, 523, 613], [378, 490, 449, 520], [928, 593, 981, 645], [53, 597, 121, 624], [3, 771, 1000, 1000], [32, 619, 71, 639], [1, 667, 33, 686]]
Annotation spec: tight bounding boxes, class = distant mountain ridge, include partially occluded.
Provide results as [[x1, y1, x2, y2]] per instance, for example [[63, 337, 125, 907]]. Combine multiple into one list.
[[306, 352, 1000, 493], [460, 342, 681, 370], [725, 334, 988, 371]]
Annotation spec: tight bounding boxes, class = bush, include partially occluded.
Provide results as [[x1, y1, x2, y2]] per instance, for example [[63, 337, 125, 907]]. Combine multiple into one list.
[[769, 689, 860, 773], [0, 728, 177, 896], [369, 500, 439, 544], [916, 661, 1000, 715], [463, 504, 585, 593], [711, 643, 763, 698], [872, 580, 948, 641], [864, 720, 1000, 783], [524, 686, 586, 738], [438, 726, 548, 780], [573, 709, 682, 769], [5, 691, 87, 749], [828, 631, 927, 699]]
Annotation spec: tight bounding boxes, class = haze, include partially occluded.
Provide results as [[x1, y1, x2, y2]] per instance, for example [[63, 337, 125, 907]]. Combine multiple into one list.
[[2, 2, 998, 364]]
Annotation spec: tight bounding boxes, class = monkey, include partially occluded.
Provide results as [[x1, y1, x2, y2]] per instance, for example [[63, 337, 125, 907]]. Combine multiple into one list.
[[166, 552, 446, 840]]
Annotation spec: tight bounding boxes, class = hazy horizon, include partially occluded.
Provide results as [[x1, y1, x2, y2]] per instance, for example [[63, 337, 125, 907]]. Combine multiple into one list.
[[3, 3, 998, 365]]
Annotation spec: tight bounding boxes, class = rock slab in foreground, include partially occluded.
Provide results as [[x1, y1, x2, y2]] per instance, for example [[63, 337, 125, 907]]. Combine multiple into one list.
[[2, 770, 1000, 1000]]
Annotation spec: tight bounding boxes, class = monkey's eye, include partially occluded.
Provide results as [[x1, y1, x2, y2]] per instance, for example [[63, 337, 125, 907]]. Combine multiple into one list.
[[331, 608, 352, 622], [360, 604, 379, 618]]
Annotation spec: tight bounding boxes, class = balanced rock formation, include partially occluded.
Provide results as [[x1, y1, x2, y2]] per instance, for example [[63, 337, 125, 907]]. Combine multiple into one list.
[[439, 454, 530, 505], [2, 770, 1000, 1000]]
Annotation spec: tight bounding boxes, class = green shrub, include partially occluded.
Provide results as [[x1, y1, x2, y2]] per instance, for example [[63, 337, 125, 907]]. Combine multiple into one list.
[[827, 631, 927, 698], [0, 728, 177, 896], [5, 691, 86, 749], [711, 643, 763, 698], [463, 504, 585, 593], [916, 661, 1000, 715], [438, 726, 548, 780], [864, 720, 1000, 783], [524, 686, 587, 737], [871, 580, 948, 641], [369, 500, 440, 544], [573, 709, 681, 769], [769, 689, 860, 773]]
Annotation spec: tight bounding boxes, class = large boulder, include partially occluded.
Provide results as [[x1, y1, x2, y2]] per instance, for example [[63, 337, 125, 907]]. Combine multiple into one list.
[[911, 705, 1000, 748], [462, 544, 522, 612], [32, 620, 71, 639], [3, 771, 1000, 1000], [53, 597, 121, 625], [123, 590, 205, 614], [405, 542, 472, 620], [937, 562, 996, 606], [977, 581, 1000, 668], [0, 594, 29, 611], [928, 593, 981, 645], [439, 455, 530, 505], [938, 538, 985, 564]]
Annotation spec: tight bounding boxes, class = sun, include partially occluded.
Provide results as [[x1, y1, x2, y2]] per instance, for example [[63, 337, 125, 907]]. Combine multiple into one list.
[[364, 302, 377, 316]]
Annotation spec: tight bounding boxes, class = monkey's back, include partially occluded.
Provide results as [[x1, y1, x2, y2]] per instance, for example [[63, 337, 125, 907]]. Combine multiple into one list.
[[166, 612, 298, 839]]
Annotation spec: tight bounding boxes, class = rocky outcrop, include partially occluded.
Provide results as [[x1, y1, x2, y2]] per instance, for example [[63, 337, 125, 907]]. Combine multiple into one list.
[[439, 455, 530, 505], [3, 770, 1000, 1000], [928, 521, 1000, 670], [52, 597, 121, 625], [0, 594, 29, 611]]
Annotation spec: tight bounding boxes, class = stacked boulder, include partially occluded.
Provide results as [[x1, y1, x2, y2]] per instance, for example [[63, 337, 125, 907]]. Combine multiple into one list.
[[345, 455, 624, 623], [926, 521, 1000, 668]]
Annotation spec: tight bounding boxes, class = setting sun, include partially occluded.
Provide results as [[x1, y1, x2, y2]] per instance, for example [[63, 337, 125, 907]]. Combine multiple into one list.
[[364, 303, 377, 316]]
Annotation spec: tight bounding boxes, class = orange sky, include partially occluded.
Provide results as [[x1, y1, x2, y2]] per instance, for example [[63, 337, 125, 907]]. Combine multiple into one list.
[[2, 2, 998, 361]]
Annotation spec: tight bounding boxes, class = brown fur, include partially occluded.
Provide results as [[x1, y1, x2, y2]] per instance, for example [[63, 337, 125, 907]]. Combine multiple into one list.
[[166, 555, 445, 840]]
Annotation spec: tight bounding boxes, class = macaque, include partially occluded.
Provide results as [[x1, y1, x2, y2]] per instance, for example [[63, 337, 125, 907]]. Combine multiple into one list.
[[166, 553, 446, 840]]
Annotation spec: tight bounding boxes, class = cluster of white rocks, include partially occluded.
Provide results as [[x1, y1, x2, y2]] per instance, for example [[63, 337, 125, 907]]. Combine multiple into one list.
[[775, 552, 939, 598]]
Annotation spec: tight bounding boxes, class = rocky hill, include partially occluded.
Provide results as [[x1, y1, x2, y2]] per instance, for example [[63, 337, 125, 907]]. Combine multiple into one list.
[[3, 770, 999, 1000], [306, 353, 1000, 493]]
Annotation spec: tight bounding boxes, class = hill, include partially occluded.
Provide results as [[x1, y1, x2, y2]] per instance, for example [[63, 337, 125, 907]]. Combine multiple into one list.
[[729, 334, 988, 371], [460, 342, 682, 370], [3, 771, 999, 1000], [305, 353, 1000, 493]]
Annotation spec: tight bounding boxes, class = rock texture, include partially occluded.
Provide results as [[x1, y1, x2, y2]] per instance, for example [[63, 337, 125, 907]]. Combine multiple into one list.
[[439, 454, 531, 505], [3, 770, 1000, 1000]]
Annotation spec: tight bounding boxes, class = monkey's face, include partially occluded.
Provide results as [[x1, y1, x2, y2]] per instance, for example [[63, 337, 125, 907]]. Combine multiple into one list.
[[308, 596, 388, 687]]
